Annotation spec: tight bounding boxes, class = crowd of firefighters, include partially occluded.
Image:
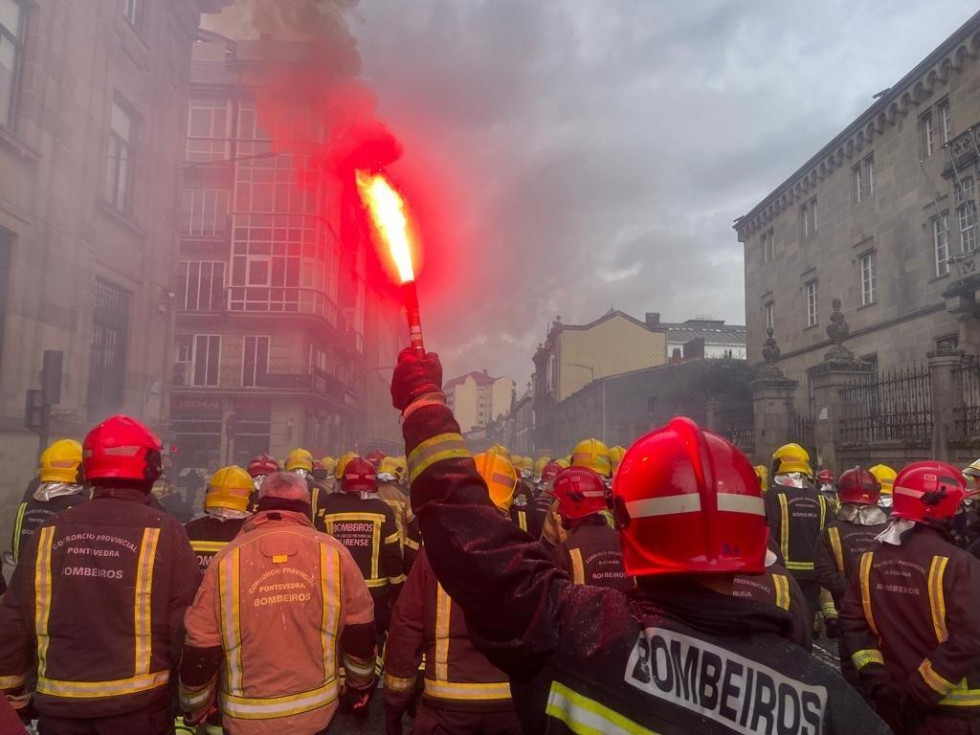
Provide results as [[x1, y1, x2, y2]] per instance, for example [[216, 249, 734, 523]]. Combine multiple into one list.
[[0, 348, 979, 734]]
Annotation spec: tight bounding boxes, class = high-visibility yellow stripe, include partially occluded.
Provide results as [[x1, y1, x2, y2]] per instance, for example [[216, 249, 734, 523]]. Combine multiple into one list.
[[408, 433, 472, 484], [859, 552, 879, 637], [784, 561, 815, 571], [919, 659, 955, 695], [34, 526, 55, 679], [773, 574, 790, 610], [928, 556, 950, 644], [11, 502, 26, 563], [828, 527, 844, 573], [179, 676, 216, 710], [940, 684, 980, 707], [190, 540, 228, 554], [388, 574, 406, 585], [0, 674, 25, 689], [434, 583, 451, 682], [516, 511, 527, 532], [222, 679, 338, 720], [852, 649, 884, 670], [384, 673, 416, 693], [218, 548, 243, 695], [38, 670, 169, 698], [818, 495, 827, 530], [343, 654, 375, 678], [324, 513, 383, 580], [423, 678, 512, 701], [545, 680, 658, 735], [319, 544, 342, 685], [364, 577, 390, 588], [385, 530, 400, 545], [778, 494, 790, 563], [569, 548, 585, 585], [134, 528, 160, 677], [405, 537, 420, 551]]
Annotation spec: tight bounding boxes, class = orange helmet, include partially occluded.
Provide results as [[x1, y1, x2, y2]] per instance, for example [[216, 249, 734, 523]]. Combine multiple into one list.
[[553, 467, 608, 521], [611, 417, 766, 577], [342, 457, 378, 494], [83, 416, 163, 484], [892, 461, 968, 523], [837, 467, 880, 506], [474, 450, 518, 511]]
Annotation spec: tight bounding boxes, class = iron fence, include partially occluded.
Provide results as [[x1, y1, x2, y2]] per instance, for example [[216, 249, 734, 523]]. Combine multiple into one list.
[[954, 358, 980, 439], [839, 365, 932, 444], [793, 411, 815, 458]]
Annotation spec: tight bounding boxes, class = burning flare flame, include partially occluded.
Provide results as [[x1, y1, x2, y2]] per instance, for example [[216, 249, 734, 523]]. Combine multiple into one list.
[[356, 171, 415, 284]]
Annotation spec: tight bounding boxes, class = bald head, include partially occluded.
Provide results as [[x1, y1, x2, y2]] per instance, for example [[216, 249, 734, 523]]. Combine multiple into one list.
[[259, 471, 310, 505]]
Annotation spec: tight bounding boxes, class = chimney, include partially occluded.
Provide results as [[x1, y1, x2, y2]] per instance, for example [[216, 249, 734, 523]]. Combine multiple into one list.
[[645, 312, 661, 328]]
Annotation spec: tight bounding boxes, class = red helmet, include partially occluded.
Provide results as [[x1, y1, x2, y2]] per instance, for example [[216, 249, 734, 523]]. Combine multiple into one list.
[[892, 461, 968, 522], [247, 454, 278, 478], [364, 449, 386, 468], [816, 469, 834, 485], [612, 417, 766, 577], [539, 460, 564, 486], [342, 457, 378, 493], [553, 467, 608, 521], [837, 467, 880, 505], [83, 415, 163, 484]]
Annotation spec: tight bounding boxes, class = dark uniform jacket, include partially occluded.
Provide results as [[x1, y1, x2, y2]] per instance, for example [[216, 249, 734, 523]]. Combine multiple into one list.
[[531, 491, 553, 534], [403, 402, 889, 734], [551, 516, 632, 591], [732, 560, 812, 651], [309, 479, 333, 527], [0, 487, 199, 719], [385, 549, 515, 715], [11, 492, 88, 564], [764, 483, 830, 580], [841, 525, 980, 721], [510, 481, 542, 540], [814, 508, 889, 607], [183, 515, 245, 578]]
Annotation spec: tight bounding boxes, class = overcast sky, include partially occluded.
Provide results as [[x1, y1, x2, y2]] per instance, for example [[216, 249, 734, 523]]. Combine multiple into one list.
[[341, 1, 979, 387]]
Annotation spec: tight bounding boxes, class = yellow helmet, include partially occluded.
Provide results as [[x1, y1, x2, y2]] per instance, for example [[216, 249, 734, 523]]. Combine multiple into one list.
[[556, 457, 570, 469], [571, 438, 612, 478], [39, 439, 83, 484], [285, 448, 314, 473], [378, 456, 404, 481], [609, 446, 626, 474], [489, 444, 512, 463], [206, 466, 253, 513], [335, 451, 358, 480], [771, 443, 812, 477], [474, 450, 518, 512], [320, 456, 336, 473], [869, 464, 897, 495], [754, 465, 770, 492]]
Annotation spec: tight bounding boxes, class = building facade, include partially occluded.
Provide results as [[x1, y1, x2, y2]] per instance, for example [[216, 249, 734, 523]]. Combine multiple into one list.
[[0, 0, 224, 543], [169, 35, 402, 477], [736, 12, 980, 411], [652, 315, 747, 360], [444, 369, 515, 435]]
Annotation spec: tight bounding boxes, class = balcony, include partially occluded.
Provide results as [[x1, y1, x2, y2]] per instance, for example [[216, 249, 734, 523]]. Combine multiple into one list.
[[227, 286, 338, 326], [255, 369, 349, 398]]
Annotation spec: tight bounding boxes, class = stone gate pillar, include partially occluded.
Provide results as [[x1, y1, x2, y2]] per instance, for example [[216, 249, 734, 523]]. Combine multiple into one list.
[[928, 344, 965, 463], [749, 329, 798, 465]]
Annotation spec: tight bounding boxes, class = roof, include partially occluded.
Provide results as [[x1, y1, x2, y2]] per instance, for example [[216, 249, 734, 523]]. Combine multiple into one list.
[[445, 371, 499, 389], [660, 319, 747, 345], [558, 309, 651, 332]]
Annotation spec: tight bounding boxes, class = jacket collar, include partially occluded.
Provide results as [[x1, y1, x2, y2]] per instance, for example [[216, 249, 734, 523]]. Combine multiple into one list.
[[243, 509, 312, 533]]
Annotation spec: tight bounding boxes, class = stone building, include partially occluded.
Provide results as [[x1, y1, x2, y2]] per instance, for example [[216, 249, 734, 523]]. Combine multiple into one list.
[[169, 34, 402, 476], [0, 1, 225, 544], [444, 369, 515, 435], [735, 11, 980, 410]]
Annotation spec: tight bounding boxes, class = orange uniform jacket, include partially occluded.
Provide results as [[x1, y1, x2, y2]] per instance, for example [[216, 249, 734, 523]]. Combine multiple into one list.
[[384, 549, 514, 714], [180, 509, 376, 735]]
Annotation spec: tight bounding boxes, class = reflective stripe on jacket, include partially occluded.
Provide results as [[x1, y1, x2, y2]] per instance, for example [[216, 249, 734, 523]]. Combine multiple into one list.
[[317, 494, 404, 590], [184, 515, 245, 578], [551, 517, 632, 592], [764, 485, 827, 579]]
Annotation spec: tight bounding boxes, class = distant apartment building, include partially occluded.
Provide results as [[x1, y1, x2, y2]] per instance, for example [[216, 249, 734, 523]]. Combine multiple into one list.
[[445, 370, 515, 434], [169, 34, 402, 473], [0, 0, 225, 543], [650, 315, 747, 360]]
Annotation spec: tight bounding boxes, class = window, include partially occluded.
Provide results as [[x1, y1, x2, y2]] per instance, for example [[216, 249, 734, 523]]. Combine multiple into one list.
[[933, 213, 950, 276], [242, 336, 270, 387], [854, 155, 874, 203], [805, 281, 818, 327], [764, 302, 774, 330], [939, 100, 952, 145], [185, 97, 232, 162], [761, 229, 775, 264], [801, 197, 817, 238], [88, 279, 129, 418], [123, 0, 141, 28], [105, 98, 136, 212], [177, 334, 220, 387], [0, 0, 24, 129], [956, 176, 978, 253], [860, 252, 876, 306], [182, 189, 230, 237], [922, 111, 935, 158], [176, 261, 225, 311]]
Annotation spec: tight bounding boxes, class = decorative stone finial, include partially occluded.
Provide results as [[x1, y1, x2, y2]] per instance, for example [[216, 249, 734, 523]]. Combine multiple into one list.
[[826, 298, 849, 348], [762, 327, 781, 365]]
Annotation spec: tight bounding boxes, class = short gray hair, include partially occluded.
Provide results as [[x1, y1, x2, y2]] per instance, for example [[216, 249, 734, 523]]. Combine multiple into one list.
[[259, 471, 310, 504]]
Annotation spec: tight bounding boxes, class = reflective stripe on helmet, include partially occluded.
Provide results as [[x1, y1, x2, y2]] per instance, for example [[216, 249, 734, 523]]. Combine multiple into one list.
[[928, 556, 950, 644], [716, 494, 765, 515], [408, 433, 472, 484], [626, 494, 701, 518], [545, 681, 655, 735]]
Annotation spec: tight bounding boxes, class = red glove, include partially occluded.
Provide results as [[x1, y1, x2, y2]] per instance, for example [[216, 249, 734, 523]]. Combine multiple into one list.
[[391, 348, 443, 412]]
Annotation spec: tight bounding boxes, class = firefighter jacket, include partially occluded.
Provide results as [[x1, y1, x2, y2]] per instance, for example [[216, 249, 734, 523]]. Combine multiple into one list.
[[309, 479, 333, 527], [531, 490, 553, 533], [378, 481, 410, 555], [11, 492, 88, 564], [404, 507, 422, 574], [841, 524, 980, 720], [316, 492, 404, 598], [814, 504, 889, 607], [184, 515, 246, 578], [510, 481, 542, 539], [764, 483, 830, 580], [550, 515, 632, 591], [401, 401, 889, 734], [0, 487, 199, 719], [539, 498, 568, 550], [732, 559, 812, 651], [180, 508, 376, 735], [385, 549, 514, 715]]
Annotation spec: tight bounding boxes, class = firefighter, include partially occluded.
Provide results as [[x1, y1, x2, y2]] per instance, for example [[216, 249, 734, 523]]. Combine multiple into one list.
[[817, 469, 838, 506], [184, 465, 252, 578], [533, 456, 551, 482], [365, 448, 387, 468], [609, 445, 626, 476], [531, 459, 563, 532], [318, 456, 338, 492], [541, 439, 612, 551], [870, 463, 897, 512], [180, 471, 377, 734], [765, 442, 829, 628], [246, 453, 277, 512], [389, 349, 888, 733], [509, 456, 540, 538], [10, 439, 88, 566], [319, 456, 404, 644], [731, 548, 812, 651], [378, 456, 410, 556], [841, 461, 980, 734], [384, 451, 522, 734], [0, 415, 200, 734], [549, 466, 631, 591], [754, 464, 770, 492]]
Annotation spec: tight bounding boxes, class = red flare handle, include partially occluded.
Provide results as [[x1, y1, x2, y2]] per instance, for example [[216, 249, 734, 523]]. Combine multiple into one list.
[[401, 281, 425, 356]]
